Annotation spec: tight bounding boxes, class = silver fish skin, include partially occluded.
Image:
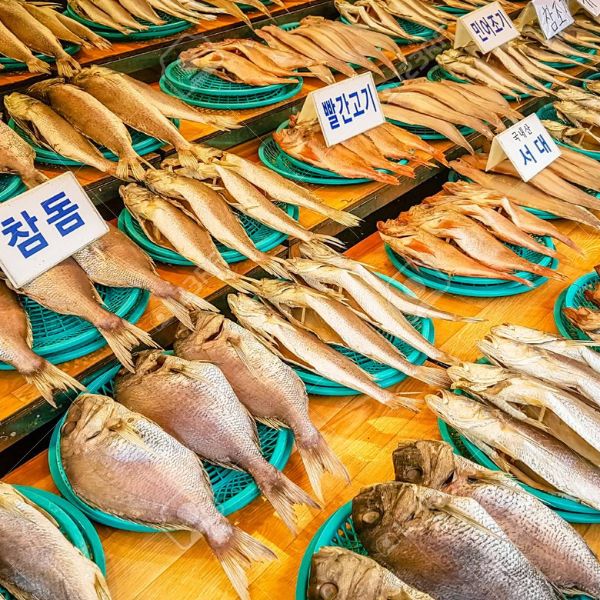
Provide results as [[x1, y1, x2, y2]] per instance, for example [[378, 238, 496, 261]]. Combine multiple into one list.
[[393, 440, 600, 598], [114, 351, 319, 533], [352, 481, 559, 600], [426, 390, 600, 510], [60, 393, 275, 600], [173, 310, 348, 500]]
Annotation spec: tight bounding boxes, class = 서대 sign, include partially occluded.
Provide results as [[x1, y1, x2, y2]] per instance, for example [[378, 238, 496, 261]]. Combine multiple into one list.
[[0, 172, 108, 288], [486, 113, 561, 182], [300, 72, 385, 147], [455, 1, 520, 53]]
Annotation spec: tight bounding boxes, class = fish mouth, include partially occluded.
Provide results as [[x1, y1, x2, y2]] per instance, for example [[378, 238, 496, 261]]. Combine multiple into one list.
[[62, 394, 115, 444]]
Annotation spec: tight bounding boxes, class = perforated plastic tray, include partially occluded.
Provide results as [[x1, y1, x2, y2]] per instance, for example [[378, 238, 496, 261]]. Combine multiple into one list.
[[0, 174, 26, 203]]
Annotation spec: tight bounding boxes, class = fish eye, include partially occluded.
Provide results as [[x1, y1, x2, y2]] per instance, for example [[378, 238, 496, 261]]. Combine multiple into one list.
[[319, 583, 338, 599], [404, 467, 423, 482], [362, 510, 381, 525]]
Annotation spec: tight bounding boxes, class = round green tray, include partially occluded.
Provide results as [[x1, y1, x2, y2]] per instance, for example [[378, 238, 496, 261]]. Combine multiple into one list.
[[339, 15, 438, 44], [0, 42, 79, 72], [536, 103, 600, 162], [64, 6, 191, 40], [292, 273, 434, 395], [8, 118, 174, 167], [427, 65, 552, 102], [48, 358, 295, 531], [0, 485, 105, 600], [159, 72, 303, 110], [0, 174, 26, 203], [377, 80, 474, 140], [118, 202, 299, 266], [385, 239, 558, 297], [0, 286, 149, 370], [438, 418, 600, 523]]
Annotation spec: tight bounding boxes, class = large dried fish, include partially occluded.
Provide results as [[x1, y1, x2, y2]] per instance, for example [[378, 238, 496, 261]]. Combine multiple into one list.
[[0, 18, 50, 74]]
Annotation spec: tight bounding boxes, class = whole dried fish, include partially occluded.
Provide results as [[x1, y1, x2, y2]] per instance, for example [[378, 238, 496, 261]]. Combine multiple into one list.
[[0, 18, 51, 74], [0, 119, 47, 189]]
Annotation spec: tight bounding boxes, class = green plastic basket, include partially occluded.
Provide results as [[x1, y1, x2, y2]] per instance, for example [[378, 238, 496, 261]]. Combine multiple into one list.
[[0, 42, 79, 72], [63, 6, 191, 40], [8, 119, 174, 167], [377, 80, 474, 139], [48, 358, 295, 530], [0, 485, 106, 600], [0, 286, 149, 370], [438, 419, 600, 523], [537, 102, 600, 161], [292, 273, 434, 395], [0, 174, 26, 203], [237, 0, 273, 11], [159, 71, 303, 110], [118, 201, 299, 266]]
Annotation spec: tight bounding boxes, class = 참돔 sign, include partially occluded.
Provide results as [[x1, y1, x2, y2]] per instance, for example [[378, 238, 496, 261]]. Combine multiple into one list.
[[455, 1, 520, 53], [300, 72, 385, 147], [0, 172, 109, 288], [518, 0, 573, 39], [576, 0, 600, 16], [486, 113, 561, 182]]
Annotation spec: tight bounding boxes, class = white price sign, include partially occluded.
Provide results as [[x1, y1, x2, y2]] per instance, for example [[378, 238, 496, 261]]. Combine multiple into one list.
[[532, 0, 574, 38], [576, 0, 600, 16], [486, 113, 561, 182], [301, 72, 385, 147], [0, 172, 108, 288], [455, 1, 520, 53]]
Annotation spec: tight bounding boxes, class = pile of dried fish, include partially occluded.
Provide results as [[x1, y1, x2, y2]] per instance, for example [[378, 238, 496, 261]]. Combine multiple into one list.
[[451, 152, 600, 230], [335, 0, 453, 42], [309, 438, 600, 599], [378, 181, 569, 285], [0, 482, 112, 599], [564, 264, 600, 340], [379, 78, 520, 152], [0, 0, 107, 75], [4, 66, 235, 178], [273, 116, 447, 183], [181, 17, 403, 86], [68, 0, 272, 32], [427, 0, 521, 11], [60, 393, 276, 600], [428, 324, 600, 511]]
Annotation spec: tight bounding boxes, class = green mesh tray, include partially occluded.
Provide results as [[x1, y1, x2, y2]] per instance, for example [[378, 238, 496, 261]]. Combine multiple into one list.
[[292, 273, 434, 395], [8, 119, 175, 167], [377, 80, 474, 139], [385, 241, 558, 297], [0, 286, 149, 370], [64, 6, 191, 40], [0, 174, 26, 203], [339, 15, 438, 44], [118, 202, 299, 266], [159, 72, 303, 110], [0, 42, 79, 72], [537, 103, 600, 161], [48, 358, 295, 530]]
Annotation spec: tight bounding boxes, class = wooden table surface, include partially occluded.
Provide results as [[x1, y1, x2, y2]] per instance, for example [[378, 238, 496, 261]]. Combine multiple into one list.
[[5, 215, 600, 599]]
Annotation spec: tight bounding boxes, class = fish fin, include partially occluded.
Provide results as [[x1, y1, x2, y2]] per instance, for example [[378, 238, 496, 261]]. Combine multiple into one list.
[[309, 235, 346, 250], [327, 209, 361, 228], [406, 239, 435, 256], [99, 320, 160, 372], [297, 432, 349, 502], [56, 55, 81, 78], [116, 155, 148, 182], [256, 256, 290, 279], [226, 336, 256, 372], [161, 291, 217, 330], [254, 415, 287, 430], [385, 393, 423, 412], [110, 418, 154, 453], [93, 567, 111, 600], [26, 361, 86, 407], [211, 526, 276, 600], [177, 148, 199, 169], [434, 500, 505, 541], [26, 57, 52, 75]]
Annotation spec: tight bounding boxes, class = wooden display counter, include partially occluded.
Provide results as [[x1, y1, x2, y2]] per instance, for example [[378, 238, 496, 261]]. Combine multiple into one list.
[[5, 219, 600, 599]]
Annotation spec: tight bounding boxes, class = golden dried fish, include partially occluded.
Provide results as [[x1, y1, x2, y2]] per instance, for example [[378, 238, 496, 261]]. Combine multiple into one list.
[[0, 18, 50, 74]]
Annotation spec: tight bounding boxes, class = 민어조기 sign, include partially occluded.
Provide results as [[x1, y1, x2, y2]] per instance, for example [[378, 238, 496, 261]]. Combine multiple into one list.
[[0, 172, 108, 288], [486, 113, 561, 182], [300, 72, 385, 147], [518, 0, 573, 39], [455, 1, 520, 53]]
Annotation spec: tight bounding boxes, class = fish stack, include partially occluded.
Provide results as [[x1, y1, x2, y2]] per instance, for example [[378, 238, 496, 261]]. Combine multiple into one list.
[[429, 324, 600, 513], [424, 0, 521, 12], [0, 1, 108, 75], [4, 66, 236, 178], [562, 265, 600, 342], [307, 439, 600, 599]]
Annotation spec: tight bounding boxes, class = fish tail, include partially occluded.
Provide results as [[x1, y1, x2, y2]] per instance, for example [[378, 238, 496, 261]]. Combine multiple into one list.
[[252, 465, 320, 534], [116, 154, 148, 182], [412, 364, 452, 388], [26, 57, 52, 75], [161, 290, 217, 329], [310, 234, 345, 249], [297, 431, 349, 502], [26, 361, 86, 407], [94, 567, 111, 600], [99, 320, 160, 371], [382, 391, 423, 412], [256, 256, 290, 279], [212, 527, 276, 600], [177, 148, 199, 169], [56, 55, 81, 78], [325, 208, 361, 228], [225, 275, 259, 295]]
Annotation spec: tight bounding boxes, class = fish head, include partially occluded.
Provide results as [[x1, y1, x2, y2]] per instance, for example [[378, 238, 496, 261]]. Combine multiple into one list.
[[3, 93, 41, 120], [392, 440, 456, 489], [71, 65, 115, 86], [478, 334, 531, 366], [447, 362, 509, 391], [119, 184, 162, 220], [115, 349, 169, 391], [143, 169, 185, 199], [287, 258, 343, 285], [491, 324, 552, 345], [228, 293, 275, 331], [253, 278, 310, 308], [27, 78, 65, 101], [425, 390, 492, 431], [174, 310, 225, 349]]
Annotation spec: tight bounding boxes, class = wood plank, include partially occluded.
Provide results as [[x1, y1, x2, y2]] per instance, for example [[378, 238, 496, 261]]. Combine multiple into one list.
[[4, 219, 600, 599]]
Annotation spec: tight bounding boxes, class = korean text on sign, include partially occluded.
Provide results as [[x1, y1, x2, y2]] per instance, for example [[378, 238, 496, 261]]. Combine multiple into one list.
[[0, 172, 108, 288], [456, 1, 520, 53], [311, 72, 385, 147], [489, 113, 560, 182], [576, 0, 600, 17], [533, 0, 573, 39]]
